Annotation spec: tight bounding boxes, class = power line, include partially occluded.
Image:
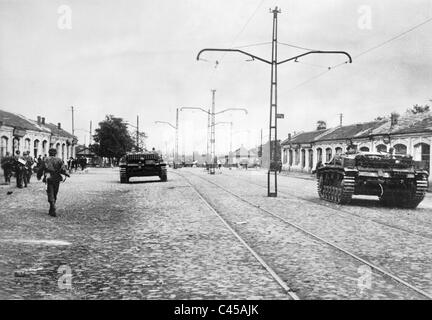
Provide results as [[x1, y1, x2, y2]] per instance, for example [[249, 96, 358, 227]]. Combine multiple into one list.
[[293, 60, 328, 69], [224, 0, 267, 52], [277, 41, 318, 51], [332, 15, 432, 69], [205, 0, 267, 70], [287, 15, 432, 90], [233, 41, 272, 49], [287, 70, 331, 92]]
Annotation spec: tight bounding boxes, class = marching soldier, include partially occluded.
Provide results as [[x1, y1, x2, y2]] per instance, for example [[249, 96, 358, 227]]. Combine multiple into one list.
[[14, 150, 26, 188], [23, 151, 34, 184], [37, 148, 70, 217], [1, 152, 13, 184]]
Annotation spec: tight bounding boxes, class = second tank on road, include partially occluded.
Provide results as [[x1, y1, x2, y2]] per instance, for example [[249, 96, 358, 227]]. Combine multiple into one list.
[[316, 150, 428, 208]]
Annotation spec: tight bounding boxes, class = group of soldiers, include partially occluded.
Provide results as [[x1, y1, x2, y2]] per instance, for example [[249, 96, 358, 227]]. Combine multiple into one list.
[[0, 150, 39, 188], [1, 148, 70, 217]]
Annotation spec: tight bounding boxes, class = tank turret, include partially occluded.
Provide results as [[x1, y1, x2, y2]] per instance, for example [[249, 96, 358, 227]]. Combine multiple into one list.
[[316, 151, 428, 208]]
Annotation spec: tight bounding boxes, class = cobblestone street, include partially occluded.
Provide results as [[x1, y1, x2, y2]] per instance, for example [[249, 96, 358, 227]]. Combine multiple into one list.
[[0, 167, 431, 299]]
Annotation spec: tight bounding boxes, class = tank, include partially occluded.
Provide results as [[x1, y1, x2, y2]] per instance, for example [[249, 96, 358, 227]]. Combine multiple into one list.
[[316, 151, 429, 208], [119, 151, 167, 183]]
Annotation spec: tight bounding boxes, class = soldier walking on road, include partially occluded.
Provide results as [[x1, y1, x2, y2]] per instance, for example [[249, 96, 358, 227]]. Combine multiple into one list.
[[14, 150, 26, 188], [37, 148, 70, 217], [1, 152, 13, 184], [23, 151, 34, 184]]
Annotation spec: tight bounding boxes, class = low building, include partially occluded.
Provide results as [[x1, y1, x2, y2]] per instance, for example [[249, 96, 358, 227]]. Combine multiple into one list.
[[0, 109, 77, 162], [281, 112, 432, 185], [229, 145, 259, 167]]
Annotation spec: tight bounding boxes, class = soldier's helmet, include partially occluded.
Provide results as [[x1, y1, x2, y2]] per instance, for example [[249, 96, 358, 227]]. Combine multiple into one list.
[[48, 148, 57, 156]]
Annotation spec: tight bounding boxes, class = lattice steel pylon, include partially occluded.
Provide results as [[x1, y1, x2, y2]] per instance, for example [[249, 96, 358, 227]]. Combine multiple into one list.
[[210, 90, 216, 174], [268, 7, 280, 196], [196, 6, 352, 196], [206, 108, 211, 165]]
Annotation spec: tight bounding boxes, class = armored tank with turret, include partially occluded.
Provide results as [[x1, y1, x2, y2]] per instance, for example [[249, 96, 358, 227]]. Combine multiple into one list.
[[119, 150, 167, 183], [316, 147, 428, 208]]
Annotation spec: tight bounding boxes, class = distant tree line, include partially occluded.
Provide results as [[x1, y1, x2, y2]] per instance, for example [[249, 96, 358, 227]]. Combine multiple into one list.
[[90, 115, 135, 161]]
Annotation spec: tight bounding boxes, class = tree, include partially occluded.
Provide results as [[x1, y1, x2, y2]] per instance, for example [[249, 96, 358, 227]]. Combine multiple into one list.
[[407, 103, 430, 114], [316, 120, 326, 130], [91, 115, 135, 160]]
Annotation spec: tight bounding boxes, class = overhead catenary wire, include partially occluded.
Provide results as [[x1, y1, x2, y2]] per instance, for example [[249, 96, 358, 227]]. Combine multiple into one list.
[[233, 41, 272, 49], [200, 0, 267, 70], [277, 41, 319, 52], [287, 15, 432, 90]]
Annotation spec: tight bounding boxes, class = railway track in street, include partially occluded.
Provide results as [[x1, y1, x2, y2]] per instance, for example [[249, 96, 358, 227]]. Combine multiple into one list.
[[170, 171, 300, 300], [229, 172, 432, 240], [177, 169, 432, 300]]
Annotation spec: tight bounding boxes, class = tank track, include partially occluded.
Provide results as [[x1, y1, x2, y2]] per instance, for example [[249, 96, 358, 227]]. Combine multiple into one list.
[[317, 172, 355, 204], [379, 176, 427, 208], [399, 177, 428, 208], [120, 167, 128, 183]]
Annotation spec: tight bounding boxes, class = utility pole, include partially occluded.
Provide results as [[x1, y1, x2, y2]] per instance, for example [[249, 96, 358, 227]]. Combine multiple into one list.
[[155, 109, 178, 167], [206, 109, 211, 164], [175, 108, 179, 165], [71, 106, 75, 137], [181, 96, 247, 174], [136, 115, 139, 150], [89, 120, 92, 145], [230, 121, 233, 162], [210, 90, 216, 174], [338, 113, 343, 127], [268, 7, 280, 196], [260, 128, 263, 167], [196, 7, 352, 196]]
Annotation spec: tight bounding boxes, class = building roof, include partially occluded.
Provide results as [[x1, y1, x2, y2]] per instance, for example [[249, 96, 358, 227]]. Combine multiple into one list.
[[0, 109, 42, 132], [42, 122, 75, 139], [75, 145, 95, 156], [282, 112, 432, 147], [281, 129, 327, 145], [318, 120, 385, 141], [0, 108, 76, 139], [371, 112, 432, 135]]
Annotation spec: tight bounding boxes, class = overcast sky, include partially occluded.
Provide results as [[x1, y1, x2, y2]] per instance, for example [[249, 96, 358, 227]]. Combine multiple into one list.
[[1, 0, 431, 155]]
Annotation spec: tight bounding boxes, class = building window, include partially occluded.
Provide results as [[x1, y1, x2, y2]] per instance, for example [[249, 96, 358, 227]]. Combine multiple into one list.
[[283, 149, 287, 164], [301, 149, 306, 168], [325, 148, 332, 162], [12, 138, 20, 155], [24, 138, 31, 152], [289, 150, 293, 166], [414, 143, 430, 171], [62, 143, 66, 161], [316, 148, 322, 163], [42, 140, 48, 156], [1, 136, 8, 157], [393, 144, 407, 155], [33, 139, 40, 158], [360, 146, 369, 152], [376, 144, 387, 152], [335, 147, 342, 155], [295, 149, 300, 165], [308, 149, 313, 169]]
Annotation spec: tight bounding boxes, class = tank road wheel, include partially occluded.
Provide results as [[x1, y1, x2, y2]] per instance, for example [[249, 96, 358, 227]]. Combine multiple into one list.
[[398, 177, 428, 209], [160, 172, 167, 182], [338, 175, 355, 204], [317, 175, 325, 199], [379, 193, 396, 207], [318, 171, 354, 204], [120, 168, 128, 183]]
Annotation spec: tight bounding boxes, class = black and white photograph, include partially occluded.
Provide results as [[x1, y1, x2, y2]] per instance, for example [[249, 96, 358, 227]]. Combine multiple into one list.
[[0, 0, 431, 307]]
